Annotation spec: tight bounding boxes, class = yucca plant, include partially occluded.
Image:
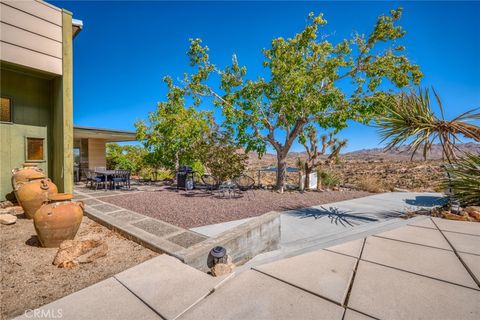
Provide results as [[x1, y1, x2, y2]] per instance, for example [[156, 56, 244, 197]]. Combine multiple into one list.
[[376, 87, 480, 162], [442, 153, 480, 206]]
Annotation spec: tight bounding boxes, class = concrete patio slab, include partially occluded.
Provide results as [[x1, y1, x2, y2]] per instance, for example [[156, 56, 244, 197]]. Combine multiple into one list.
[[343, 309, 375, 320], [459, 253, 480, 285], [433, 217, 480, 236], [408, 217, 437, 229], [191, 217, 254, 237], [167, 231, 208, 248], [254, 249, 357, 304], [348, 261, 480, 320], [14, 278, 161, 320], [115, 255, 231, 320], [362, 236, 477, 288], [90, 203, 122, 213], [374, 225, 452, 250], [324, 238, 365, 258], [132, 218, 180, 238], [443, 231, 480, 255], [107, 210, 148, 224], [179, 270, 345, 320]]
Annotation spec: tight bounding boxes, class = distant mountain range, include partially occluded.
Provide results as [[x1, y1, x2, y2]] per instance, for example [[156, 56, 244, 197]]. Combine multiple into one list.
[[248, 142, 479, 163], [343, 142, 480, 160]]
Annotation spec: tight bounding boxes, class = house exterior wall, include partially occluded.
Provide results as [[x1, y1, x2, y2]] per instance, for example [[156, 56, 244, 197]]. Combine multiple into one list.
[[0, 0, 63, 75], [87, 139, 107, 170], [0, 0, 75, 200]]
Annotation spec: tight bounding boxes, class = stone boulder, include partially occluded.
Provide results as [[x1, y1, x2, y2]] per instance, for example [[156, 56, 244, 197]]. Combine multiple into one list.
[[211, 262, 235, 277], [53, 238, 108, 269], [0, 214, 17, 225], [0, 200, 14, 209], [465, 206, 480, 222]]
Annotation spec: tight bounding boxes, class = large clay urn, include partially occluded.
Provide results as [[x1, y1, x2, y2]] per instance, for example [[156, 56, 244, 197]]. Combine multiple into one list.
[[11, 164, 46, 204], [34, 193, 84, 248], [15, 178, 58, 219]]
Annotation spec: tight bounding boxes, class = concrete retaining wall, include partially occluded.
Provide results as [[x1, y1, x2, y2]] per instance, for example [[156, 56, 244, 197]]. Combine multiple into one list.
[[176, 211, 281, 272]]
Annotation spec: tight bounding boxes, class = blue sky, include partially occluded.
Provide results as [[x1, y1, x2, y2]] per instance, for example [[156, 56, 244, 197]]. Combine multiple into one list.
[[52, 1, 480, 152]]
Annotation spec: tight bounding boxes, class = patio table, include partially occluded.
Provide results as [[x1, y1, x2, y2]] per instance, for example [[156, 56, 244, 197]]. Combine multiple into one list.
[[95, 169, 116, 191]]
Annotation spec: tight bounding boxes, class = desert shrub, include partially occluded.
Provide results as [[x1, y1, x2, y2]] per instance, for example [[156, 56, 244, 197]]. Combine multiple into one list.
[[197, 131, 248, 182], [442, 153, 480, 206], [356, 176, 388, 193], [318, 170, 340, 188]]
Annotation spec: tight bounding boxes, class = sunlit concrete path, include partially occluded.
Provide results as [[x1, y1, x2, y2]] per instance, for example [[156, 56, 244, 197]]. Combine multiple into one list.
[[17, 217, 480, 320], [192, 192, 446, 243]]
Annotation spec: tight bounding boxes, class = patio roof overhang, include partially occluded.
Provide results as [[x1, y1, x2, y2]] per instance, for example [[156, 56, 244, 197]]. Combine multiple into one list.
[[73, 126, 136, 142]]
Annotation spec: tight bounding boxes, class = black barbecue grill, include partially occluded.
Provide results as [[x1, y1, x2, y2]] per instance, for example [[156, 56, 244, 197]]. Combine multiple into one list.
[[176, 165, 195, 190]]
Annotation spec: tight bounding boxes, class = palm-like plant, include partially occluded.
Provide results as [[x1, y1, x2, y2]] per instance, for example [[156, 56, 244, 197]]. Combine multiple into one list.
[[442, 153, 480, 206], [376, 88, 480, 162]]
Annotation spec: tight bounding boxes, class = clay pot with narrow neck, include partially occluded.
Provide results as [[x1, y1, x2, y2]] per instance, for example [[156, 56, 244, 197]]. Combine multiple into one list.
[[34, 193, 84, 248], [11, 164, 46, 204], [15, 179, 58, 219]]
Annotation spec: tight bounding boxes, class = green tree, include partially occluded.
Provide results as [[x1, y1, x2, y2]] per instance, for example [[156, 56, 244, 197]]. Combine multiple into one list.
[[182, 8, 422, 190], [135, 77, 213, 172], [299, 126, 347, 189], [106, 143, 147, 174]]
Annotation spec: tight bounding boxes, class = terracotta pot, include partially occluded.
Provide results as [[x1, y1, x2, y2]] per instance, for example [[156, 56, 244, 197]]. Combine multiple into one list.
[[16, 179, 58, 219], [11, 164, 46, 204], [34, 193, 84, 248]]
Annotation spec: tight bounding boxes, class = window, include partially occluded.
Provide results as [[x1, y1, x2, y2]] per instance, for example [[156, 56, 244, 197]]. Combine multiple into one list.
[[1, 97, 11, 122], [26, 138, 44, 161]]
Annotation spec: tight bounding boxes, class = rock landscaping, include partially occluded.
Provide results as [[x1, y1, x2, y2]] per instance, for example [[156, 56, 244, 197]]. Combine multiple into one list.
[[0, 214, 157, 319]]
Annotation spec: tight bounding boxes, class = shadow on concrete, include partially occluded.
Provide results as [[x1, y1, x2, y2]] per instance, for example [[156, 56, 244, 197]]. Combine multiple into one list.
[[405, 195, 447, 207], [288, 206, 381, 227]]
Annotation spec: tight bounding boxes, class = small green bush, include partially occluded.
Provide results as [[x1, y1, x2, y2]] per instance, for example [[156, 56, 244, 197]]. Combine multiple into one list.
[[318, 170, 340, 188]]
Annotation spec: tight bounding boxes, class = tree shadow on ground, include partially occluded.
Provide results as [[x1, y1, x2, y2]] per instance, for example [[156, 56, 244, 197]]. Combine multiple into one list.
[[282, 206, 406, 227], [405, 195, 447, 207]]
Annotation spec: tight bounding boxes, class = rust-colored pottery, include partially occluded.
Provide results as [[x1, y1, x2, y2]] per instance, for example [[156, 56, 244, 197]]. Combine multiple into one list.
[[16, 179, 58, 219], [11, 164, 46, 204], [34, 193, 84, 248]]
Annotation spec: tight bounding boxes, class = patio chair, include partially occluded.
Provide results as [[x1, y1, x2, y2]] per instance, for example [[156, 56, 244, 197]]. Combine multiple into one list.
[[233, 174, 255, 200], [90, 169, 106, 190], [112, 170, 131, 190], [201, 174, 220, 194], [82, 168, 93, 188]]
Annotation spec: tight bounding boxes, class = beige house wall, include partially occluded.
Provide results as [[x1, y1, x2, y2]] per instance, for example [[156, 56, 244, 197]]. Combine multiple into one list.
[[0, 0, 63, 75], [87, 139, 107, 170]]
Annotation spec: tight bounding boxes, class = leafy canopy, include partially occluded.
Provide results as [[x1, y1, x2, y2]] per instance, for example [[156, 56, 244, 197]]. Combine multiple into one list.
[[106, 143, 147, 174], [135, 77, 213, 171], [183, 8, 422, 159]]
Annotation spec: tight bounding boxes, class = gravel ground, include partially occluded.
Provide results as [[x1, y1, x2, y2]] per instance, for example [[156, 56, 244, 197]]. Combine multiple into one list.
[[0, 216, 158, 320], [101, 187, 371, 229]]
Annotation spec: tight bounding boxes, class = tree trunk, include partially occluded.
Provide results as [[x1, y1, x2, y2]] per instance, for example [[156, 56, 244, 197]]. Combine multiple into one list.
[[276, 155, 288, 193]]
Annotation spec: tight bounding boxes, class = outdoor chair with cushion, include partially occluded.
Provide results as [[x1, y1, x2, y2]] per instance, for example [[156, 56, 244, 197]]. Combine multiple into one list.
[[201, 174, 220, 194], [233, 174, 256, 199], [90, 169, 106, 190], [112, 170, 131, 190]]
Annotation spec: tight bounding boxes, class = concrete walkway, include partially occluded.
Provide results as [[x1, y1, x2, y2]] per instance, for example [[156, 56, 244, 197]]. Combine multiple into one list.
[[17, 217, 480, 320], [192, 192, 445, 243]]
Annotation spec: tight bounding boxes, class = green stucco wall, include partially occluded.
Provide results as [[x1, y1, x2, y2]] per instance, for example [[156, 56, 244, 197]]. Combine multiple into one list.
[[0, 68, 52, 199]]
